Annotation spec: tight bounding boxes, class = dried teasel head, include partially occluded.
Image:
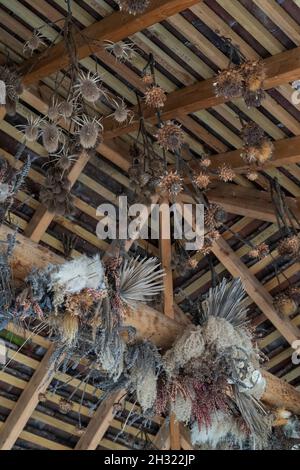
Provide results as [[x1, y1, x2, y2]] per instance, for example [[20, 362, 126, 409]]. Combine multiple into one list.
[[17, 115, 43, 142], [278, 235, 300, 258], [111, 99, 134, 124], [74, 71, 102, 103], [74, 115, 103, 149], [47, 98, 61, 122], [23, 30, 45, 55], [159, 170, 183, 198], [103, 40, 135, 62], [193, 171, 210, 189], [42, 122, 60, 153], [155, 121, 185, 152], [59, 100, 73, 119], [213, 66, 244, 99], [144, 85, 166, 108], [116, 0, 150, 15], [217, 163, 236, 182], [248, 242, 269, 260]]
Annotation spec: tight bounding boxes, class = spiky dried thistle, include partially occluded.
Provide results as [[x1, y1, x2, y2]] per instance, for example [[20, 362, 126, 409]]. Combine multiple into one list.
[[103, 40, 135, 62], [194, 171, 210, 189], [74, 115, 103, 149], [23, 30, 45, 55], [116, 0, 150, 15], [159, 170, 183, 198], [217, 164, 236, 182], [74, 71, 103, 103], [42, 123, 60, 153], [144, 86, 166, 108], [213, 67, 244, 99]]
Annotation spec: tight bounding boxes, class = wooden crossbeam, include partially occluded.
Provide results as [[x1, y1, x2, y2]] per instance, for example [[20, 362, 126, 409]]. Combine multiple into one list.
[[0, 344, 56, 450], [21, 0, 202, 85], [212, 237, 300, 345], [103, 46, 300, 140], [75, 389, 125, 450], [2, 224, 300, 414], [205, 183, 300, 223]]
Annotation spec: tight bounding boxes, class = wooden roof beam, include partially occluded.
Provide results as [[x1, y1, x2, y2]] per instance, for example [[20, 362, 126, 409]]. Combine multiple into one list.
[[103, 46, 300, 140], [21, 0, 202, 85], [2, 224, 300, 414], [0, 344, 56, 449]]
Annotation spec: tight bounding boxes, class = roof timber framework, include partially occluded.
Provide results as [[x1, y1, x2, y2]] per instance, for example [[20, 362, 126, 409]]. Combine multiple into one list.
[[0, 0, 299, 450]]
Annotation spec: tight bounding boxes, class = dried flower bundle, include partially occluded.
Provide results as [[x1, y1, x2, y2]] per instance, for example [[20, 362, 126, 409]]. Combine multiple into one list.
[[217, 163, 236, 182], [74, 115, 103, 149], [155, 121, 185, 152], [116, 0, 150, 15], [274, 294, 298, 317], [213, 67, 244, 99]]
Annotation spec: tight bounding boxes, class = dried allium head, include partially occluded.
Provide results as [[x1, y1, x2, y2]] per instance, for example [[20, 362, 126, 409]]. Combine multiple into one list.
[[274, 294, 297, 317], [142, 73, 153, 85], [200, 157, 211, 168], [144, 86, 166, 108], [241, 122, 265, 147], [243, 60, 266, 92], [278, 235, 300, 257], [156, 121, 185, 152], [248, 242, 269, 260], [74, 72, 102, 103], [42, 123, 60, 153], [256, 138, 274, 163], [59, 101, 73, 119], [116, 0, 150, 15], [246, 168, 259, 181], [213, 67, 244, 99], [204, 204, 227, 229], [159, 170, 183, 198], [217, 163, 236, 182], [194, 171, 210, 189]]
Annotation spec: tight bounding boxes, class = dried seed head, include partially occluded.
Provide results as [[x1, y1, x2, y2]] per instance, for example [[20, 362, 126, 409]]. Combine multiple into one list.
[[23, 31, 45, 54], [155, 121, 185, 152], [243, 60, 266, 92], [217, 163, 236, 182], [204, 204, 227, 229], [104, 41, 135, 62], [112, 100, 133, 123], [213, 67, 244, 99], [194, 171, 210, 189], [207, 229, 221, 242], [246, 168, 259, 181], [59, 101, 73, 119], [144, 86, 166, 108], [274, 294, 297, 316], [243, 88, 265, 108], [58, 397, 73, 414], [241, 122, 265, 147], [248, 242, 269, 260], [74, 72, 102, 103], [42, 123, 60, 153], [200, 157, 211, 168], [116, 0, 150, 15], [159, 170, 183, 198], [142, 73, 153, 85], [278, 235, 300, 257], [25, 125, 39, 142], [256, 139, 274, 163], [47, 104, 60, 122], [79, 121, 100, 149]]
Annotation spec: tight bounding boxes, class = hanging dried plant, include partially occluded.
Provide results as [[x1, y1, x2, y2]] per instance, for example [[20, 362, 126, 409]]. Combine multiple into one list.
[[241, 122, 273, 165], [155, 121, 185, 152], [119, 257, 164, 306], [242, 60, 266, 108], [59, 100, 73, 119], [42, 122, 60, 154], [39, 166, 75, 216], [103, 40, 135, 62], [17, 115, 44, 142], [246, 168, 259, 181], [217, 164, 236, 182], [144, 85, 166, 108], [204, 204, 227, 229], [194, 171, 210, 189], [74, 71, 103, 103], [278, 235, 300, 258], [200, 157, 211, 168], [47, 98, 61, 122], [116, 0, 150, 15], [159, 170, 183, 198], [74, 115, 103, 149], [273, 294, 298, 317], [23, 30, 45, 55], [213, 67, 244, 99], [111, 99, 134, 124], [142, 73, 153, 85], [248, 242, 269, 260]]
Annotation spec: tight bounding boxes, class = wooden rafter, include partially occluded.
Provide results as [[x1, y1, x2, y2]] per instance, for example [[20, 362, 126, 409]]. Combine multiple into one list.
[[212, 237, 300, 345], [0, 344, 56, 450], [1, 225, 300, 414], [75, 389, 125, 450], [21, 0, 202, 85], [103, 46, 300, 140]]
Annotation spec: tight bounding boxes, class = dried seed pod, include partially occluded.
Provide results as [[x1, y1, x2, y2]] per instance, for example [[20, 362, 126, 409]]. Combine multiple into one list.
[[278, 235, 300, 258], [256, 139, 274, 164], [59, 100, 73, 119], [104, 40, 135, 62], [155, 121, 185, 152], [200, 157, 211, 168], [42, 123, 60, 153], [159, 170, 183, 198], [111, 99, 134, 124], [204, 204, 227, 229], [47, 100, 60, 121], [116, 0, 150, 15], [193, 171, 210, 189], [241, 122, 265, 147], [23, 31, 45, 55], [74, 115, 103, 149], [58, 398, 73, 414], [144, 86, 166, 108], [142, 73, 153, 85], [213, 67, 244, 99], [217, 163, 236, 182], [74, 71, 102, 103]]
